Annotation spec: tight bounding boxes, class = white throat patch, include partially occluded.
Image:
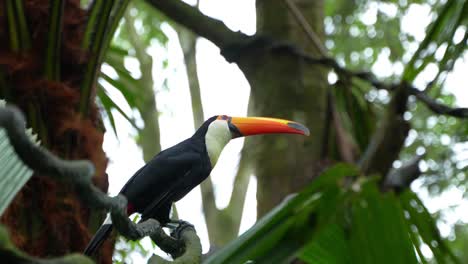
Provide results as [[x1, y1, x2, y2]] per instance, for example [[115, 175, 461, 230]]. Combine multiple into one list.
[[205, 120, 232, 167]]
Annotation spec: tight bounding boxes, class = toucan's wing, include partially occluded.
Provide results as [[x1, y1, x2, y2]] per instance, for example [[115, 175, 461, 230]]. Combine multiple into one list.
[[139, 167, 192, 222], [121, 148, 201, 218], [119, 165, 147, 194]]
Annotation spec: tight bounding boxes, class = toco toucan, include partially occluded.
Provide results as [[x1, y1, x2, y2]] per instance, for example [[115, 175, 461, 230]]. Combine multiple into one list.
[[84, 115, 309, 256]]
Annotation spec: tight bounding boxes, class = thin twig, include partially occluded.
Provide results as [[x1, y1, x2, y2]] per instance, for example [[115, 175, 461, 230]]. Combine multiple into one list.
[[287, 48, 467, 119], [408, 86, 468, 118]]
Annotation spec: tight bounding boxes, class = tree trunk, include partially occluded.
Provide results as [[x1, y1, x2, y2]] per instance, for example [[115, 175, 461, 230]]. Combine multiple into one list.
[[0, 1, 112, 262], [239, 0, 329, 217]]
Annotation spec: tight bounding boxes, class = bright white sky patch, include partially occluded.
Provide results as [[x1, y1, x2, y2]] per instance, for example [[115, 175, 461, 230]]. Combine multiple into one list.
[[444, 53, 468, 107], [360, 2, 378, 26], [199, 0, 256, 35], [379, 2, 398, 18], [401, 4, 432, 41]]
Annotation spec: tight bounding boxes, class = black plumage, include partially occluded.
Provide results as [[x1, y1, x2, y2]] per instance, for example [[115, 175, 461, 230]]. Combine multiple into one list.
[[84, 116, 217, 256], [84, 114, 309, 256]]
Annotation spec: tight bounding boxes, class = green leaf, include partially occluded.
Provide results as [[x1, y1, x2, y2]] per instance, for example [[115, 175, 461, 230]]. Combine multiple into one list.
[[205, 163, 359, 264], [102, 1, 131, 54], [99, 72, 138, 110], [5, 1, 20, 51], [5, 0, 31, 51], [108, 45, 130, 57], [44, 0, 64, 80], [98, 92, 118, 136], [349, 182, 418, 264], [403, 0, 466, 81], [97, 84, 139, 131], [299, 224, 350, 264], [80, 0, 115, 115], [400, 191, 461, 264]]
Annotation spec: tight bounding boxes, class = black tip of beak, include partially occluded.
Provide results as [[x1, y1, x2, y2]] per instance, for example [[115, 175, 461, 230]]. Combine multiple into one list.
[[287, 122, 310, 136]]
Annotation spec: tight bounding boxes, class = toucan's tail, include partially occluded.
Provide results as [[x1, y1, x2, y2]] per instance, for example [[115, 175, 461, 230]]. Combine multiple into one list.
[[84, 223, 113, 256]]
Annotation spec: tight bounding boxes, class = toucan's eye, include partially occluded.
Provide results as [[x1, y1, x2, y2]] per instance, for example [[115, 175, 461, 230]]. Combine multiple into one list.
[[220, 115, 229, 120]]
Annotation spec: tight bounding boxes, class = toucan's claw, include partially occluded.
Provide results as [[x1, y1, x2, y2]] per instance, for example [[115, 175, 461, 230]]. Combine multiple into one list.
[[165, 219, 186, 229], [164, 221, 178, 229], [169, 220, 195, 240]]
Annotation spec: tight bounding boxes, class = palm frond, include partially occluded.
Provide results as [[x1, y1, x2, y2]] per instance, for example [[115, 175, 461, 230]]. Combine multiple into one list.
[[5, 0, 31, 51], [44, 0, 65, 80], [0, 100, 39, 216]]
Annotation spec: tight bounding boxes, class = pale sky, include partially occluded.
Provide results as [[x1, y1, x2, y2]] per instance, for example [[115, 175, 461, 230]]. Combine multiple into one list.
[[102, 1, 467, 262]]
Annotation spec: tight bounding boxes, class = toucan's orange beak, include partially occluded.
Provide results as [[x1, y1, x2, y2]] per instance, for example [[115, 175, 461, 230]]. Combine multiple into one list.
[[228, 117, 309, 137]]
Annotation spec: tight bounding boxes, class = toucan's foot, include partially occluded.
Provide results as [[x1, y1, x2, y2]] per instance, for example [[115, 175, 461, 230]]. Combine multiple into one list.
[[164, 219, 182, 229], [167, 220, 195, 240], [166, 219, 189, 228]]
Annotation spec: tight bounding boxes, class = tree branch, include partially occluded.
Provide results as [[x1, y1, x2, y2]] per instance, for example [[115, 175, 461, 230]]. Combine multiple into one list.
[[148, 226, 201, 264], [273, 44, 467, 119], [146, 0, 247, 49], [0, 105, 201, 262], [147, 0, 466, 118], [358, 85, 410, 176], [383, 155, 424, 191], [408, 86, 468, 118]]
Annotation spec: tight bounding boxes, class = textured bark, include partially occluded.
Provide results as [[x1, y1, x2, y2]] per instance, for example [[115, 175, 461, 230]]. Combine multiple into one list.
[[240, 0, 328, 217], [0, 0, 111, 262]]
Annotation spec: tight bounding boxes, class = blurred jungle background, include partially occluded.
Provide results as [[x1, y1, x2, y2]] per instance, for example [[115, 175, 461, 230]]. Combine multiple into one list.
[[0, 0, 467, 263]]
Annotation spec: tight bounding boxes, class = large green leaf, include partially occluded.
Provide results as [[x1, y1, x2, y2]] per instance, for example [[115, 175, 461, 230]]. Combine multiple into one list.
[[299, 224, 350, 264], [348, 182, 418, 264], [205, 163, 359, 264], [206, 163, 454, 264], [299, 180, 419, 264]]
